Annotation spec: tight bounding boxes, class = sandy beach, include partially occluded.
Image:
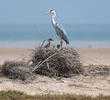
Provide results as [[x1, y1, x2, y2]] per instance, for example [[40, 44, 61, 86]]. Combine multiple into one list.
[[0, 46, 110, 96]]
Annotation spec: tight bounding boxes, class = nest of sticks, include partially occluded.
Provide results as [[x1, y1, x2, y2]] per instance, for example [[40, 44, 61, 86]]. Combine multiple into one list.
[[31, 47, 84, 77], [1, 47, 84, 80]]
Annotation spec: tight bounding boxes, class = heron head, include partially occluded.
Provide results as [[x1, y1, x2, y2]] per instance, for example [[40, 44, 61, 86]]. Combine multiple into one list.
[[47, 10, 56, 15], [48, 38, 54, 42]]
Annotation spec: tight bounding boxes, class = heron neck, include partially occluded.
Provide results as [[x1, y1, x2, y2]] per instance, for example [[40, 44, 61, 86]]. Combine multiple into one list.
[[51, 14, 56, 26]]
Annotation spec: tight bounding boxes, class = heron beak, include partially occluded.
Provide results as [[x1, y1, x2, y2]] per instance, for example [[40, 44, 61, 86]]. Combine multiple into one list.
[[44, 13, 48, 15], [44, 12, 50, 15], [45, 11, 51, 15]]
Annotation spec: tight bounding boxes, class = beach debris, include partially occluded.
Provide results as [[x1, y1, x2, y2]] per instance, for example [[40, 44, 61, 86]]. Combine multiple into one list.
[[1, 61, 32, 81], [30, 47, 84, 77]]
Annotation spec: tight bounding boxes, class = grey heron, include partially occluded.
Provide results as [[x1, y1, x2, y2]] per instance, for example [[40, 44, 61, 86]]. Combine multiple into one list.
[[47, 10, 69, 47], [44, 38, 54, 48], [57, 44, 61, 49]]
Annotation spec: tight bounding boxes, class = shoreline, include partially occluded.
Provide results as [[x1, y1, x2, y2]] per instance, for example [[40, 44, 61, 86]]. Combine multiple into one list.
[[0, 41, 110, 47]]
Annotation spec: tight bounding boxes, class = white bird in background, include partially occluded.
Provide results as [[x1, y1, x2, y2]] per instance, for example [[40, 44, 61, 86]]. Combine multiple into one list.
[[47, 10, 69, 47]]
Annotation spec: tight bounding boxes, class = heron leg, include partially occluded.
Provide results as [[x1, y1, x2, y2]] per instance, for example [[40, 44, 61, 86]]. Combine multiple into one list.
[[60, 40, 63, 48]]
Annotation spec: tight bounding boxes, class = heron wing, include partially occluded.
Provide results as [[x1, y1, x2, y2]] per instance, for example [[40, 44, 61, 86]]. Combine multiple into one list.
[[44, 43, 50, 48], [55, 22, 69, 44]]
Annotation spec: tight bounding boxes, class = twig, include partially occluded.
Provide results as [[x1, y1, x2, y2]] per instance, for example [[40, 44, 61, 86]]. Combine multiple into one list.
[[46, 61, 50, 70], [40, 40, 46, 48]]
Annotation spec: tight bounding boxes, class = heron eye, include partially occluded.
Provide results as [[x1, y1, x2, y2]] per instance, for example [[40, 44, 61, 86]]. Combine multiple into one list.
[[50, 10, 53, 12]]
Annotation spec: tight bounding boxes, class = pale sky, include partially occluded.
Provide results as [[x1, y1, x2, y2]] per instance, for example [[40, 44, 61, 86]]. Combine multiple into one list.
[[0, 0, 110, 24]]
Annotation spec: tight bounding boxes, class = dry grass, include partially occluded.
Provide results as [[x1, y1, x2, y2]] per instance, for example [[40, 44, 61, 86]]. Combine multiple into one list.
[[0, 91, 110, 100]]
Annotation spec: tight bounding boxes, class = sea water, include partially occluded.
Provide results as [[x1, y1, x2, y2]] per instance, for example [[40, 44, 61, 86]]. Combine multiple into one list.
[[0, 24, 110, 47]]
